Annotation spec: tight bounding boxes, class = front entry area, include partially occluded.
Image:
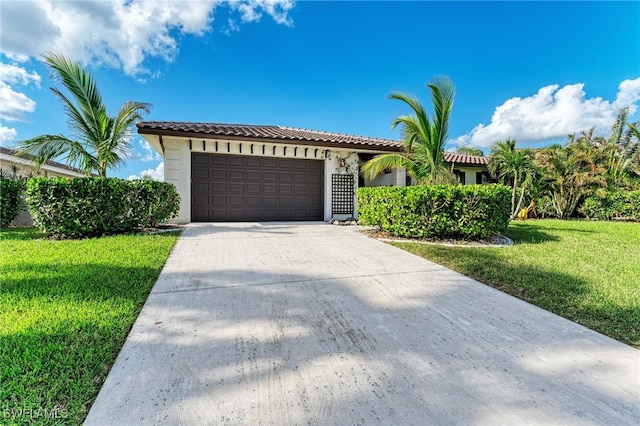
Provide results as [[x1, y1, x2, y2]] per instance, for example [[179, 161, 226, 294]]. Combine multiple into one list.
[[191, 153, 324, 221]]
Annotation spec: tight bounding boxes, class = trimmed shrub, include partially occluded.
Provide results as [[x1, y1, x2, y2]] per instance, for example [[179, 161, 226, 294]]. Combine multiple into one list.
[[0, 178, 25, 228], [25, 177, 180, 237], [580, 191, 640, 221], [357, 184, 511, 239]]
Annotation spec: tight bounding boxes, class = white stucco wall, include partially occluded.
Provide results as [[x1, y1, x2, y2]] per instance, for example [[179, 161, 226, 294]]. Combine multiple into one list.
[[363, 168, 406, 187], [324, 151, 360, 221], [451, 166, 488, 185]]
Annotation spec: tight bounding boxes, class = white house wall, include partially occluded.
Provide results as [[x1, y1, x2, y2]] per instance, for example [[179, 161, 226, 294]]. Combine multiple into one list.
[[452, 166, 487, 185], [363, 168, 406, 187]]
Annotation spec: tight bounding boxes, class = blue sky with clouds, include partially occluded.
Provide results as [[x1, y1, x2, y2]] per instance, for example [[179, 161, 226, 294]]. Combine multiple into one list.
[[1, 0, 639, 179]]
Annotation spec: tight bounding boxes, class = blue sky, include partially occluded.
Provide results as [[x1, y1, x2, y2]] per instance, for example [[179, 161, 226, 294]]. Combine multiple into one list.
[[1, 0, 639, 179]]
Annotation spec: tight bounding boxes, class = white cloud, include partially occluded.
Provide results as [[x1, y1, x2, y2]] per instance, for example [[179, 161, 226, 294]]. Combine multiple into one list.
[[0, 61, 40, 125], [0, 62, 41, 87], [130, 138, 162, 162], [453, 78, 640, 148], [128, 162, 164, 181], [0, 125, 18, 143], [0, 0, 296, 76]]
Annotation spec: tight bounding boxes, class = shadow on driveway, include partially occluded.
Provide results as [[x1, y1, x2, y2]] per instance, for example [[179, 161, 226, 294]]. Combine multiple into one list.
[[85, 223, 640, 425]]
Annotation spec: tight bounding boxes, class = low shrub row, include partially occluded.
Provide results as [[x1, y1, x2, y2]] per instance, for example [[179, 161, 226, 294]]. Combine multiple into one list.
[[25, 177, 180, 237], [0, 178, 25, 228], [357, 184, 511, 239], [580, 191, 640, 221]]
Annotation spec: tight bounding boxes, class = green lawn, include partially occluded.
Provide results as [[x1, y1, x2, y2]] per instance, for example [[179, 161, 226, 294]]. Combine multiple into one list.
[[0, 228, 180, 425], [392, 219, 640, 347]]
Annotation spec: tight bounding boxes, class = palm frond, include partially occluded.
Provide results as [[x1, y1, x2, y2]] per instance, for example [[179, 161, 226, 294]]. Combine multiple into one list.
[[361, 153, 414, 180], [15, 134, 97, 176]]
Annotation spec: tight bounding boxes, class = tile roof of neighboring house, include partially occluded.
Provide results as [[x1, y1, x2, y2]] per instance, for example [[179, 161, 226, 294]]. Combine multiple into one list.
[[137, 121, 489, 165], [0, 146, 85, 175], [444, 152, 489, 165]]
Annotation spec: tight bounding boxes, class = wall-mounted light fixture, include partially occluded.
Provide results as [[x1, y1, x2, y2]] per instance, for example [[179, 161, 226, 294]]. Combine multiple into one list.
[[339, 158, 346, 167]]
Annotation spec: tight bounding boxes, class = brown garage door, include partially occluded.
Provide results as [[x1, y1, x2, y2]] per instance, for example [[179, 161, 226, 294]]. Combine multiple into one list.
[[191, 153, 324, 222]]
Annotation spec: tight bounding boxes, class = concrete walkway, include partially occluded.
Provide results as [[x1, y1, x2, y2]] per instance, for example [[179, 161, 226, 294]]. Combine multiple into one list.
[[85, 223, 640, 425]]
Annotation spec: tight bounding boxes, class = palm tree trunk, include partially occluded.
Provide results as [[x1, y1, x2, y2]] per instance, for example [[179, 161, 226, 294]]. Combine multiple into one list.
[[510, 176, 518, 218]]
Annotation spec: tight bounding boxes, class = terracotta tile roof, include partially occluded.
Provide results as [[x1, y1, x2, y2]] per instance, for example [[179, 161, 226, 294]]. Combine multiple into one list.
[[137, 121, 402, 150], [137, 121, 489, 165], [444, 152, 488, 165]]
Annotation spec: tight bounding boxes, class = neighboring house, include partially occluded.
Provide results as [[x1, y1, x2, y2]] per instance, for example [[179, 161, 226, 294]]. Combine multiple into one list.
[[0, 146, 85, 226], [0, 146, 86, 179], [137, 121, 490, 223]]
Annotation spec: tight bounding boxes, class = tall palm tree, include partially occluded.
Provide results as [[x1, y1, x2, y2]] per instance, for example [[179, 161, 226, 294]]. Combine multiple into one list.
[[488, 139, 538, 219], [362, 76, 455, 184], [16, 52, 151, 177]]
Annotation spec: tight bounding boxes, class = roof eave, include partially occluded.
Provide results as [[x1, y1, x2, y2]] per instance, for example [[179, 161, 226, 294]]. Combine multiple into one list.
[[137, 127, 403, 152]]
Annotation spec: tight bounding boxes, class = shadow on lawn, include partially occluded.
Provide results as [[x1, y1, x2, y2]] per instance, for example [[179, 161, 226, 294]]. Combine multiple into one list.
[[503, 224, 560, 244], [0, 227, 43, 240], [393, 241, 639, 346]]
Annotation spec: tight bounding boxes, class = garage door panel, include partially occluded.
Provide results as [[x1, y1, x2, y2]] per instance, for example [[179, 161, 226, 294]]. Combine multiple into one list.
[[294, 173, 309, 183], [192, 153, 324, 222], [211, 157, 229, 166], [229, 196, 244, 205], [193, 182, 208, 192], [228, 170, 244, 180], [247, 158, 261, 167], [229, 183, 244, 192], [278, 184, 293, 195], [192, 195, 209, 206], [279, 172, 293, 181], [211, 182, 227, 193], [263, 172, 277, 181], [263, 184, 277, 193], [211, 196, 227, 206], [277, 209, 293, 218], [211, 170, 227, 179], [246, 183, 261, 193], [264, 197, 278, 206], [193, 169, 209, 179], [294, 184, 310, 194]]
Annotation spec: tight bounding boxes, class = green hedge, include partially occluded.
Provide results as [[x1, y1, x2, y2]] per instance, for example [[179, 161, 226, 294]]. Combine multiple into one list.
[[357, 184, 511, 239], [580, 191, 640, 221], [0, 178, 25, 228], [25, 177, 180, 238]]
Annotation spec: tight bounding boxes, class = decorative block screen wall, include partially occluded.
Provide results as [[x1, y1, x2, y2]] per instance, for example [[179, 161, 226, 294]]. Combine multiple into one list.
[[331, 174, 354, 215]]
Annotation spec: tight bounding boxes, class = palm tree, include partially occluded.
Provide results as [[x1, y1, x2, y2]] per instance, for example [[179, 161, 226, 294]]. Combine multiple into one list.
[[362, 76, 455, 184], [488, 139, 538, 219], [535, 140, 606, 218], [456, 146, 484, 156], [16, 52, 151, 177]]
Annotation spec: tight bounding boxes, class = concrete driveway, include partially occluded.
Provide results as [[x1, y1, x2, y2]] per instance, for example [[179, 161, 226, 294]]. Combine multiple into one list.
[[85, 223, 639, 425]]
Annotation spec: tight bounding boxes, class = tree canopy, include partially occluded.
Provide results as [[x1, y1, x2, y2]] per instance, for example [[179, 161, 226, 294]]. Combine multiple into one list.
[[17, 52, 151, 177]]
